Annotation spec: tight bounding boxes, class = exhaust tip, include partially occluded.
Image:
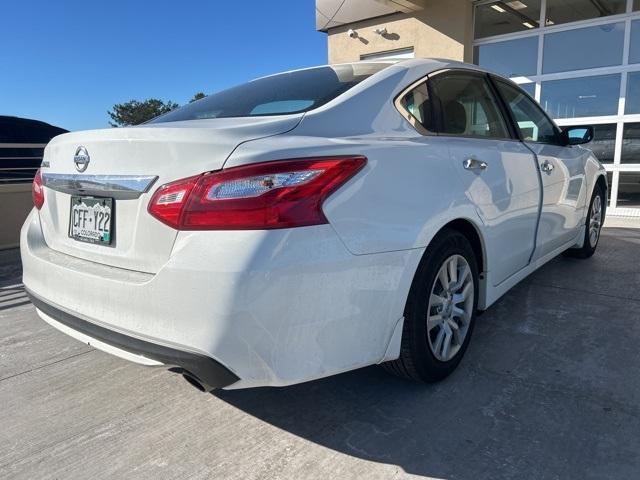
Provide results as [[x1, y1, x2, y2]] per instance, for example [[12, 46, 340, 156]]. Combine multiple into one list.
[[182, 373, 206, 392]]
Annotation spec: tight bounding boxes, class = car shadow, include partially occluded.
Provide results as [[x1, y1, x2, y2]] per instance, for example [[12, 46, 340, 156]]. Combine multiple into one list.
[[212, 321, 547, 480], [214, 346, 566, 479], [214, 365, 466, 477], [0, 250, 28, 311], [212, 228, 640, 478]]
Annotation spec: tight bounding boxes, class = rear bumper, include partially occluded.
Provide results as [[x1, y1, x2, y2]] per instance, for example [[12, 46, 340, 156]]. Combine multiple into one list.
[[21, 208, 420, 388], [27, 289, 239, 390]]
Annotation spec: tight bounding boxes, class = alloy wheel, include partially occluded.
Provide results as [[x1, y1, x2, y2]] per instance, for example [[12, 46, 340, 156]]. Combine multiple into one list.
[[589, 194, 602, 248], [426, 254, 474, 362]]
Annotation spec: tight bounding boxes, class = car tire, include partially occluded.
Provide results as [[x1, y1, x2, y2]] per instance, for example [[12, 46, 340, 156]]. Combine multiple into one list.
[[564, 184, 604, 259], [383, 228, 479, 383]]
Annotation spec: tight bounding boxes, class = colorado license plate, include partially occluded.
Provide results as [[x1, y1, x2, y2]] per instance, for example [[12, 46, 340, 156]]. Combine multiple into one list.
[[69, 196, 113, 245]]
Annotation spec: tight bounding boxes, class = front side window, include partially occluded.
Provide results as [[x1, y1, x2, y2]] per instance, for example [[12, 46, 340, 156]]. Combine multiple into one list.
[[495, 80, 559, 144], [429, 72, 510, 139], [150, 63, 389, 123]]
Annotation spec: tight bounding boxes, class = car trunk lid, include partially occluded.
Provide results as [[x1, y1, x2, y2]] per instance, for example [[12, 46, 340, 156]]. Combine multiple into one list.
[[38, 116, 301, 273]]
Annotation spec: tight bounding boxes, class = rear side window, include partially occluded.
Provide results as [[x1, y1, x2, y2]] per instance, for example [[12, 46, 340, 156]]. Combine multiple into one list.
[[398, 82, 437, 133], [494, 80, 560, 144], [151, 63, 390, 123], [429, 72, 510, 139]]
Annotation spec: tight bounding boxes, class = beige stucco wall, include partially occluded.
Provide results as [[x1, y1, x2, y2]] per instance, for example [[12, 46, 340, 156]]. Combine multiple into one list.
[[0, 184, 32, 250], [327, 0, 473, 64]]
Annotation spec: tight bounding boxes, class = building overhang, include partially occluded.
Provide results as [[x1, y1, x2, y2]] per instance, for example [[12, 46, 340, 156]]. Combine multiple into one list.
[[316, 0, 429, 31]]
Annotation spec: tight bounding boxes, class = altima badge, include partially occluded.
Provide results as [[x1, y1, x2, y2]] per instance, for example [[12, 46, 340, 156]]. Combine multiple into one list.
[[74, 146, 90, 172]]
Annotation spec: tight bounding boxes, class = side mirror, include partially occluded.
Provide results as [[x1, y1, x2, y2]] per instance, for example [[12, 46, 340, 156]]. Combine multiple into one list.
[[562, 126, 594, 146]]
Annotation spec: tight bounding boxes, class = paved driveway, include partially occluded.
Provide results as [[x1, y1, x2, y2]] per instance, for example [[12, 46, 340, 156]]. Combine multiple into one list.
[[1, 228, 640, 480]]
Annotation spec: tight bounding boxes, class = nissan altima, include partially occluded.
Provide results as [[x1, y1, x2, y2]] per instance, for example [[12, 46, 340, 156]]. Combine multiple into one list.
[[22, 59, 607, 391]]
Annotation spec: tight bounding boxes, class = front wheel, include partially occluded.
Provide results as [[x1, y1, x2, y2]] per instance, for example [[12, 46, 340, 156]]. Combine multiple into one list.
[[383, 229, 479, 383], [565, 184, 604, 259]]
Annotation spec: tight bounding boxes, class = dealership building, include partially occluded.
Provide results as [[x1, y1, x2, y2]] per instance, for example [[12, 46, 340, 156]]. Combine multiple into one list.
[[317, 0, 640, 216]]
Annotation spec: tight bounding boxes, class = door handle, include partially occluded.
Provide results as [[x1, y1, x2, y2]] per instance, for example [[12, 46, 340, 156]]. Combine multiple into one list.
[[540, 160, 554, 173], [463, 158, 488, 171]]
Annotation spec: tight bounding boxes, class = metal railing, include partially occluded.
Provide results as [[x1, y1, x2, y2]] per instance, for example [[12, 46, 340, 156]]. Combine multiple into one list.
[[0, 143, 47, 185]]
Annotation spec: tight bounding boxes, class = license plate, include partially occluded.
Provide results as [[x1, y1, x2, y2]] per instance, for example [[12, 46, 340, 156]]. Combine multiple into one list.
[[69, 196, 113, 245]]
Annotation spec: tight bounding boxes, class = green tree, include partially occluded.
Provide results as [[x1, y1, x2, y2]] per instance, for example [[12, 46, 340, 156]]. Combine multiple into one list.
[[107, 98, 179, 127], [189, 92, 206, 103]]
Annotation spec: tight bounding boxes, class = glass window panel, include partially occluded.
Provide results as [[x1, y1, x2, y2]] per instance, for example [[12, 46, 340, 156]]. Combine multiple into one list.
[[151, 64, 389, 123], [545, 0, 626, 26], [542, 22, 625, 74], [401, 82, 437, 132], [622, 123, 640, 164], [519, 82, 536, 96], [430, 73, 510, 139], [617, 172, 640, 208], [606, 172, 613, 204], [495, 80, 559, 143], [631, 20, 640, 64], [474, 37, 538, 77], [566, 123, 617, 163], [474, 1, 541, 39], [540, 74, 621, 118], [627, 72, 640, 114], [635, 0, 640, 11]]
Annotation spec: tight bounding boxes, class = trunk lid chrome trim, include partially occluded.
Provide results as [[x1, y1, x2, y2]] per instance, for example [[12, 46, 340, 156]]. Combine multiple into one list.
[[42, 173, 158, 200]]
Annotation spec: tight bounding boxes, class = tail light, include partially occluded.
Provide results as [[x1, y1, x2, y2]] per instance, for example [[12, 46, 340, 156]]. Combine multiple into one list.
[[148, 156, 366, 230], [32, 169, 45, 210]]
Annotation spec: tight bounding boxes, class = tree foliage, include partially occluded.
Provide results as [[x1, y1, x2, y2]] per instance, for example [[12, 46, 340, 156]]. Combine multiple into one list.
[[189, 92, 206, 103], [107, 98, 179, 127]]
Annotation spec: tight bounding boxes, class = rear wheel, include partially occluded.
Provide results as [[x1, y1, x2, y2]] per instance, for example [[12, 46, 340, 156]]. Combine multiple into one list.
[[565, 184, 604, 259], [383, 229, 478, 383]]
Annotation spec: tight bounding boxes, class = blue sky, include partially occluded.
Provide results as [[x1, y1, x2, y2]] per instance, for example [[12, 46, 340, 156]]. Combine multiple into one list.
[[1, 0, 326, 131]]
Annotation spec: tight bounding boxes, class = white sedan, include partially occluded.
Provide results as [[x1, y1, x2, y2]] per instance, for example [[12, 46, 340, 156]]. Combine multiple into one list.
[[22, 59, 606, 391]]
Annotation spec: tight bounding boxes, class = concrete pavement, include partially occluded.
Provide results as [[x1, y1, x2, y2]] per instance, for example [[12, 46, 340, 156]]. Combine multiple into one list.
[[1, 227, 640, 479]]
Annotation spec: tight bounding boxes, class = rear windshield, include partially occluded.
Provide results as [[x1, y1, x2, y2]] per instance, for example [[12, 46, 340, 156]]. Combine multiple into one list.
[[150, 63, 390, 123]]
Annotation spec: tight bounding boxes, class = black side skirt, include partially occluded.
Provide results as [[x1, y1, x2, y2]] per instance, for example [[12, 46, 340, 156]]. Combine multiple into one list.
[[26, 289, 239, 390]]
